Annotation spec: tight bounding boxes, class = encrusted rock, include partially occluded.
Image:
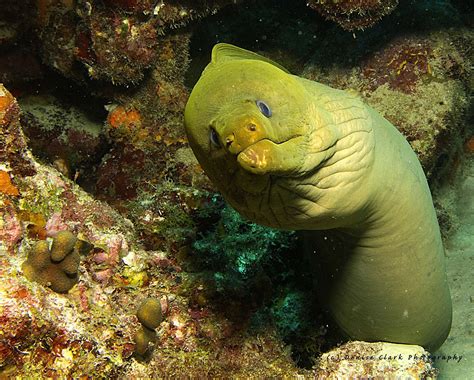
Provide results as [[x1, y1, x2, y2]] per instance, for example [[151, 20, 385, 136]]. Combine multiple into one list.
[[314, 341, 437, 379], [303, 28, 472, 178], [307, 0, 399, 31]]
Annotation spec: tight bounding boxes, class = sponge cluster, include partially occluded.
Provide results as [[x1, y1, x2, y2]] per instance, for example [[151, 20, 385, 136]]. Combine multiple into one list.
[[22, 231, 80, 293], [134, 297, 163, 357]]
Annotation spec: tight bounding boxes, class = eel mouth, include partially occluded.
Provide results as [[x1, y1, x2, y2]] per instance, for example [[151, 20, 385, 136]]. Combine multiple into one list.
[[236, 135, 303, 176], [236, 138, 275, 175]]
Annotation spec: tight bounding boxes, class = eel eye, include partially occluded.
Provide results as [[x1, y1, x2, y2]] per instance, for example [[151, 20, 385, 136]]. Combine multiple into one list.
[[209, 127, 221, 147], [256, 100, 272, 118]]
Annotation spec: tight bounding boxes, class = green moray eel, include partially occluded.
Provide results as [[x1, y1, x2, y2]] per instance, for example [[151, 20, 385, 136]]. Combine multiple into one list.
[[184, 43, 452, 351]]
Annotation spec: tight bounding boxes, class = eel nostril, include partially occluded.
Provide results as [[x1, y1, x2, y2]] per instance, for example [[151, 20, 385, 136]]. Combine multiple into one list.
[[226, 133, 235, 148]]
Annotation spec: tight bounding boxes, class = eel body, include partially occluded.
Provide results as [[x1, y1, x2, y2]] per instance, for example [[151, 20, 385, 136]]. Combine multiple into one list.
[[184, 43, 452, 351]]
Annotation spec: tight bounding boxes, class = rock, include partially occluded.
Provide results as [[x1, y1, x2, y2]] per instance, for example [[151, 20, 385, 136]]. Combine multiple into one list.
[[303, 28, 473, 179], [307, 0, 399, 31], [314, 341, 437, 379]]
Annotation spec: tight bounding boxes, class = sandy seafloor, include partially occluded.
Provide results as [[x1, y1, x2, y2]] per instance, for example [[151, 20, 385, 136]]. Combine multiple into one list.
[[435, 152, 474, 379]]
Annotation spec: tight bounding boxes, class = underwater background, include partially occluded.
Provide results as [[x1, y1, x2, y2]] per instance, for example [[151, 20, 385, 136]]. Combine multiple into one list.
[[0, 0, 472, 378]]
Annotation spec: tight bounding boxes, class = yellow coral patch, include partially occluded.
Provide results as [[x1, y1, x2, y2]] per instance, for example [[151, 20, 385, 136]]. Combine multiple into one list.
[[0, 87, 14, 113], [0, 170, 20, 196]]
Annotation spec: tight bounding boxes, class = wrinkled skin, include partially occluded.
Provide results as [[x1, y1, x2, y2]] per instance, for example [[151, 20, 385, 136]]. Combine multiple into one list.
[[184, 44, 452, 351]]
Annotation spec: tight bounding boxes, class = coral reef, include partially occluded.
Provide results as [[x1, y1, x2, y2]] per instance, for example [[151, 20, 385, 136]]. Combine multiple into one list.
[[302, 22, 472, 179], [0, 87, 140, 376], [3, 81, 430, 378], [361, 38, 434, 94], [0, 84, 310, 378], [0, 0, 471, 377], [34, 0, 242, 85], [19, 93, 107, 186], [22, 231, 81, 293], [0, 171, 19, 197], [0, 86, 36, 179], [307, 0, 399, 31]]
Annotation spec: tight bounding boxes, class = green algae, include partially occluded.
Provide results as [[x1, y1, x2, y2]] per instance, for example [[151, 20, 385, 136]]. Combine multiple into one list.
[[192, 204, 296, 288]]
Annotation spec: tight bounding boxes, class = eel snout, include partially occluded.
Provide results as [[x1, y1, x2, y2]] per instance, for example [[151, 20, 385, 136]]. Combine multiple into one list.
[[222, 121, 266, 155], [211, 110, 274, 155]]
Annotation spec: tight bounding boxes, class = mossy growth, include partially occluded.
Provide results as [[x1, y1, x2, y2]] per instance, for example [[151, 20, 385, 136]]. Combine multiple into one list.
[[192, 204, 296, 293], [190, 203, 330, 367], [243, 286, 330, 369], [22, 231, 80, 293], [271, 290, 314, 340], [270, 289, 325, 367], [126, 181, 212, 247]]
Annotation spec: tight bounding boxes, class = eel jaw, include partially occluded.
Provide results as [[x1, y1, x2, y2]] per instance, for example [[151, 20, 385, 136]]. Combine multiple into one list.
[[236, 137, 304, 176], [237, 141, 271, 175]]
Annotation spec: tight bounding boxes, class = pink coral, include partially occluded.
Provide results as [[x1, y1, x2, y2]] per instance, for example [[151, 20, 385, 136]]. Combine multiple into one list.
[[45, 212, 70, 237]]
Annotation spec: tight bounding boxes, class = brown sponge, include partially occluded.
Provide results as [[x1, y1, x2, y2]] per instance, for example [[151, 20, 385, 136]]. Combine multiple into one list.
[[22, 231, 80, 293]]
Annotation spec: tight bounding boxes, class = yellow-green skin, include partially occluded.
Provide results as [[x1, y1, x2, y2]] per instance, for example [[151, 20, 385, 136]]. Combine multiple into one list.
[[184, 44, 452, 351]]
